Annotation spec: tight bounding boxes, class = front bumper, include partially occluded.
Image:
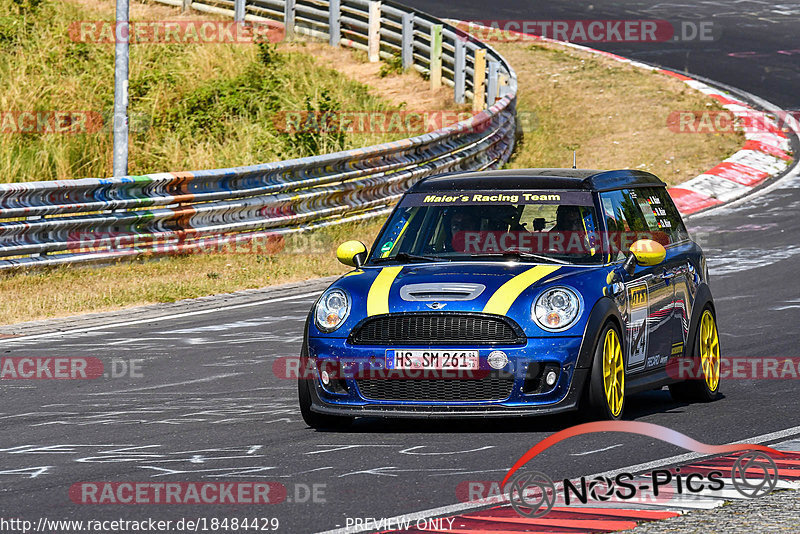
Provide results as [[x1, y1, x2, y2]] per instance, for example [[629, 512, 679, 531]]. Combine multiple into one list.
[[305, 336, 588, 418]]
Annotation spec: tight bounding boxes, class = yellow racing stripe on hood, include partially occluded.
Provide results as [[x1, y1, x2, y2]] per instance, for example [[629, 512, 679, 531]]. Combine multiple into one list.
[[367, 266, 403, 316], [483, 266, 561, 316]]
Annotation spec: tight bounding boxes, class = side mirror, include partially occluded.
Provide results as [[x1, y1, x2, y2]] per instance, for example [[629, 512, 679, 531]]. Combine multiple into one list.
[[336, 241, 368, 268], [624, 239, 666, 274]]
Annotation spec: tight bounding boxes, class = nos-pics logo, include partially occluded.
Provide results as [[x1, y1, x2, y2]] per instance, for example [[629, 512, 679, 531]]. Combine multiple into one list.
[[503, 421, 782, 518]]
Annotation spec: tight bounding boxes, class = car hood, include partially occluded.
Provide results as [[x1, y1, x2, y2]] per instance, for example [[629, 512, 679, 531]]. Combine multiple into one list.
[[318, 261, 611, 337]]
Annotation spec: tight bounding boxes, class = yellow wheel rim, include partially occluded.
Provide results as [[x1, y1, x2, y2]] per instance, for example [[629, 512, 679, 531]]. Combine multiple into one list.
[[699, 310, 720, 392], [602, 328, 624, 417]]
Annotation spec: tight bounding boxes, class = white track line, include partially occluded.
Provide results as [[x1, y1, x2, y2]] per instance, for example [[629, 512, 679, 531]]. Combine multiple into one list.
[[0, 290, 323, 344], [569, 443, 624, 456], [87, 373, 244, 395], [315, 424, 800, 534]]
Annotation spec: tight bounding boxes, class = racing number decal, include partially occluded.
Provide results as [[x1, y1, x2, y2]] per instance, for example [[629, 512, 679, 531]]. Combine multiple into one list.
[[627, 282, 649, 369]]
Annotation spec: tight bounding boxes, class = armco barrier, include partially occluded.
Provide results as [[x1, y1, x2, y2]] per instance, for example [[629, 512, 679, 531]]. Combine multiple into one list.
[[0, 0, 518, 270]]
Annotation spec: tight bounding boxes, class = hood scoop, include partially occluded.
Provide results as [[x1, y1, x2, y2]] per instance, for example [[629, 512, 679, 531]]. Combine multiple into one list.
[[399, 283, 486, 302]]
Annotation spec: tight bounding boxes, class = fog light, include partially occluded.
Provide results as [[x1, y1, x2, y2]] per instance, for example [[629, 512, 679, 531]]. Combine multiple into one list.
[[545, 370, 558, 386], [321, 370, 330, 385]]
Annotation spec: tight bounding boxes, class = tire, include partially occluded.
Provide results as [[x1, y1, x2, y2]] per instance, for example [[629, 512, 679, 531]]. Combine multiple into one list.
[[586, 322, 626, 420], [297, 344, 353, 430], [669, 307, 721, 403]]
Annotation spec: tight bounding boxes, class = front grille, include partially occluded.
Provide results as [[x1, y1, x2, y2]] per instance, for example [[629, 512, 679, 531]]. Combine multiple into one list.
[[350, 313, 523, 345], [356, 375, 514, 402]]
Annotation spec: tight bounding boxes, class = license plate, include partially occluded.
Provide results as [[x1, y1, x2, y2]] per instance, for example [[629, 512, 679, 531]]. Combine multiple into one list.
[[387, 350, 479, 370]]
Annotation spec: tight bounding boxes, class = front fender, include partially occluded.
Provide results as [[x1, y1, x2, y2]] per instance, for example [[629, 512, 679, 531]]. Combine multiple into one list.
[[682, 283, 715, 359], [575, 296, 624, 369]]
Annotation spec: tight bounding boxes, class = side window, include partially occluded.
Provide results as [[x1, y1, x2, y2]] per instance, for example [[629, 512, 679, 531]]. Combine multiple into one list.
[[655, 188, 690, 243], [638, 187, 691, 245], [600, 189, 651, 262]]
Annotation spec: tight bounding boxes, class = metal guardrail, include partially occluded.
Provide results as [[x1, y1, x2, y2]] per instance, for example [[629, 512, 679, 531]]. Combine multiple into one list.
[[0, 0, 517, 270]]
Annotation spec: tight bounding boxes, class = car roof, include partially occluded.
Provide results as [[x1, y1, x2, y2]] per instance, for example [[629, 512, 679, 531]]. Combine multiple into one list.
[[409, 169, 666, 193]]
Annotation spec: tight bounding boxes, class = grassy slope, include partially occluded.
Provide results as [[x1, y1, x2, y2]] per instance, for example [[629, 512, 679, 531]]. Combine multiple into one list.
[[0, 0, 411, 181], [0, 1, 743, 324]]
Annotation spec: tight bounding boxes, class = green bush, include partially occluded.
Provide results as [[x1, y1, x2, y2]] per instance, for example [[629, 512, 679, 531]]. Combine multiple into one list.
[[379, 53, 403, 78]]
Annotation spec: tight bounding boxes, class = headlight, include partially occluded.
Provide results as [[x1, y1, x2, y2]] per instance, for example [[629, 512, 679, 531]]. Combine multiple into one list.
[[533, 286, 582, 332], [315, 288, 351, 332]]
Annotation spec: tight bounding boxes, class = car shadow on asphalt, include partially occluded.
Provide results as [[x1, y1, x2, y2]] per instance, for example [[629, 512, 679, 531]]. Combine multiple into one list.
[[310, 388, 726, 433]]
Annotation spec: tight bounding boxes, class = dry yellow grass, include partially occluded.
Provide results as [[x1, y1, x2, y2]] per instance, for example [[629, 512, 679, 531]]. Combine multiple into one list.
[[0, 220, 384, 324], [293, 41, 465, 113], [500, 41, 743, 184]]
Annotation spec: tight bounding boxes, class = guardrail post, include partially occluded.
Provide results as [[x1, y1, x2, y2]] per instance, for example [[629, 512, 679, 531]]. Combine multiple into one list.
[[430, 24, 442, 90], [181, 0, 191, 13], [498, 73, 511, 98], [329, 0, 341, 46], [487, 60, 499, 106], [368, 1, 381, 62], [284, 0, 295, 40], [234, 0, 245, 22], [472, 49, 487, 112], [401, 12, 413, 70], [454, 39, 466, 104]]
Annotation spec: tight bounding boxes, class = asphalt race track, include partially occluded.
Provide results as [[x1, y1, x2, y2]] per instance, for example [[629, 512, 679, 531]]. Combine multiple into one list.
[[2, 1, 800, 533], [405, 0, 800, 110]]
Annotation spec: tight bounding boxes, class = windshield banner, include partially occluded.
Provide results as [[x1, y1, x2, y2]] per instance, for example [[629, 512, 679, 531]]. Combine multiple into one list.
[[400, 190, 594, 206]]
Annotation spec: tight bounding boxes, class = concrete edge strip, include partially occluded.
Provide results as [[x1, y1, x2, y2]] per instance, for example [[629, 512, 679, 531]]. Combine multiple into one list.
[[0, 276, 336, 339]]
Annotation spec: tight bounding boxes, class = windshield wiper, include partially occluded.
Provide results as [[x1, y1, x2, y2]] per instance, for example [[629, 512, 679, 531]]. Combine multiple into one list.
[[469, 251, 570, 265], [372, 252, 446, 264]]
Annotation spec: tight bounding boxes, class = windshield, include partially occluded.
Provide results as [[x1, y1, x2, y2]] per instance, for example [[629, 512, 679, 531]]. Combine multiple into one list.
[[369, 189, 603, 264]]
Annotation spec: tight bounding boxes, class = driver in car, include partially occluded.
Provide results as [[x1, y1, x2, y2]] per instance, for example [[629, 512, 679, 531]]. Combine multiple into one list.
[[551, 205, 592, 258], [554, 205, 585, 233], [438, 209, 482, 253]]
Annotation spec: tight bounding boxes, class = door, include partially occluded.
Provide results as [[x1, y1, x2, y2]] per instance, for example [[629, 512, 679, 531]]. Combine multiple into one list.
[[642, 186, 696, 359], [599, 188, 675, 373]]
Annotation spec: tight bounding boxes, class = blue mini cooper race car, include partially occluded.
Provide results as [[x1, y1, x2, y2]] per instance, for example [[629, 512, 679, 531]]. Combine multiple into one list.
[[298, 169, 721, 428]]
